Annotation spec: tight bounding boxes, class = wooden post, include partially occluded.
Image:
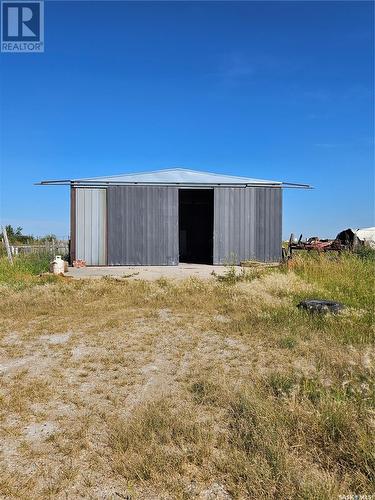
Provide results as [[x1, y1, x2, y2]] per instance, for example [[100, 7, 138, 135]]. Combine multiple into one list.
[[2, 226, 13, 264], [288, 233, 294, 259]]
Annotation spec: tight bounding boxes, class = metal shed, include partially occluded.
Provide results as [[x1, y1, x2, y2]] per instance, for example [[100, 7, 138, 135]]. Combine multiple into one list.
[[39, 168, 310, 266]]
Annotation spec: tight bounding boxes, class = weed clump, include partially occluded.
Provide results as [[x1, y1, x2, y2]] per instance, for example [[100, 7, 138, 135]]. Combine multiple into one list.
[[212, 265, 262, 285], [0, 253, 56, 290]]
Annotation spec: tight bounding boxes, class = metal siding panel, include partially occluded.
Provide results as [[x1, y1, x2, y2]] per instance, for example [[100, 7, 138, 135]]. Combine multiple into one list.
[[240, 188, 247, 261], [231, 189, 238, 263], [268, 189, 274, 261], [76, 189, 83, 261], [99, 190, 107, 264], [120, 187, 125, 264], [270, 189, 276, 260], [248, 188, 254, 258], [167, 189, 172, 262], [213, 188, 241, 264], [75, 188, 106, 265], [273, 188, 282, 261], [213, 191, 218, 264], [242, 189, 248, 260], [255, 187, 282, 262], [77, 189, 85, 262], [107, 186, 178, 265], [279, 189, 283, 259], [213, 188, 223, 264], [70, 187, 77, 264], [83, 190, 90, 264], [250, 188, 256, 259], [107, 188, 116, 263], [214, 190, 219, 264], [95, 189, 106, 265], [91, 190, 99, 265], [273, 187, 281, 261], [221, 189, 226, 263], [257, 189, 265, 261], [134, 187, 141, 264], [236, 190, 242, 262], [218, 189, 224, 264], [227, 189, 233, 262], [77, 189, 84, 264], [127, 187, 133, 263], [145, 188, 151, 263], [254, 189, 261, 261], [263, 189, 268, 260], [260, 189, 265, 261], [229, 189, 234, 261], [217, 189, 224, 263], [271, 189, 278, 261], [262, 189, 267, 262], [265, 188, 271, 261], [123, 187, 128, 264], [274, 190, 278, 259], [158, 188, 164, 264]]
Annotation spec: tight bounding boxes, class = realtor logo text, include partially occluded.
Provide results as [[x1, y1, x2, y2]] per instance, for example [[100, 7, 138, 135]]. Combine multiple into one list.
[[1, 1, 44, 52]]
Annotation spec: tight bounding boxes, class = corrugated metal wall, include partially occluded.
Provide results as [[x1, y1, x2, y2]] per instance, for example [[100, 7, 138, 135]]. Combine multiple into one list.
[[213, 187, 282, 264], [73, 185, 281, 266], [76, 188, 107, 265], [107, 186, 179, 265]]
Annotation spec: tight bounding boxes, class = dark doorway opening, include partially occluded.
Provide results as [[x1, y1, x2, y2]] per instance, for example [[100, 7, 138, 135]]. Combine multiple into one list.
[[179, 189, 214, 264]]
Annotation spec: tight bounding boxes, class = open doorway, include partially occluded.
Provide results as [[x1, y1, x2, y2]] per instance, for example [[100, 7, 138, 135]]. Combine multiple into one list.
[[179, 189, 214, 264]]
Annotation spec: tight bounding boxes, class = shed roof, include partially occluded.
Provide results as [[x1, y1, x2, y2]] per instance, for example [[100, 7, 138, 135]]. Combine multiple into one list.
[[38, 168, 310, 188]]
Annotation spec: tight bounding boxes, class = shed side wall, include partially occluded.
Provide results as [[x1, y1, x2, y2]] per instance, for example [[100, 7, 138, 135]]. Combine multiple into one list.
[[213, 187, 282, 264], [107, 186, 178, 265], [76, 188, 107, 265]]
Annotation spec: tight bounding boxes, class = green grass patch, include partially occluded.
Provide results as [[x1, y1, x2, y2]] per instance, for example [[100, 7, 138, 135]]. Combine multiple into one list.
[[289, 252, 374, 310], [0, 253, 56, 290]]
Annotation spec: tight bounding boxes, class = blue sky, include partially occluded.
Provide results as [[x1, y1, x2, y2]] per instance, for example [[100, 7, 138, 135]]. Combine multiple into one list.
[[1, 0, 373, 239]]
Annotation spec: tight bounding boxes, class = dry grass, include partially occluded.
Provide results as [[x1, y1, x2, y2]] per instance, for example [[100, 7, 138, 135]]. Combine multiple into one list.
[[0, 253, 374, 498]]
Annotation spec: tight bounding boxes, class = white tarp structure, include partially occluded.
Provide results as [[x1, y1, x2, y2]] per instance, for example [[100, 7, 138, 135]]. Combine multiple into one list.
[[355, 227, 375, 249]]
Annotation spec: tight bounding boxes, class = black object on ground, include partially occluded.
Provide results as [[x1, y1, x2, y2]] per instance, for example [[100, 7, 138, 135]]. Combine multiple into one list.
[[297, 299, 345, 314]]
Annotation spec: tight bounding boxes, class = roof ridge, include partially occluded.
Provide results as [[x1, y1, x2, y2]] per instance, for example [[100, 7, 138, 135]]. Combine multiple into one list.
[[75, 167, 272, 182]]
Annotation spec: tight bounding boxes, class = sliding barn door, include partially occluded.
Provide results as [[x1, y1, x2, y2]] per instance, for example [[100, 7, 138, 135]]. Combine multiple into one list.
[[107, 186, 178, 265], [213, 187, 282, 264]]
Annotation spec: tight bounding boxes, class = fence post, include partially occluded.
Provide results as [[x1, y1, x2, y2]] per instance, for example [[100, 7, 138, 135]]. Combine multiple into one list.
[[1, 226, 13, 264]]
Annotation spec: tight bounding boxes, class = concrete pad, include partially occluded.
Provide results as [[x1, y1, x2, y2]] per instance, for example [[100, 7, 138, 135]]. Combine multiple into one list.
[[66, 263, 240, 281]]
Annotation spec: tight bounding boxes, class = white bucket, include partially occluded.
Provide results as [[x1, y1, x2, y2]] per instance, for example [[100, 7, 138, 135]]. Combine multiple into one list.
[[50, 255, 65, 275]]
